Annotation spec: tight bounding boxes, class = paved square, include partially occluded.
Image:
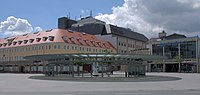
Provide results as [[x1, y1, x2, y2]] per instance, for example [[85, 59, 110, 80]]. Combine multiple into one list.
[[0, 73, 200, 95]]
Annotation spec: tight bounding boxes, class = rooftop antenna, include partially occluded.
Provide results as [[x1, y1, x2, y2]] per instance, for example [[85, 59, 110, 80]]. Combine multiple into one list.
[[66, 14, 68, 18], [80, 15, 82, 20], [90, 10, 92, 17], [68, 12, 71, 19]]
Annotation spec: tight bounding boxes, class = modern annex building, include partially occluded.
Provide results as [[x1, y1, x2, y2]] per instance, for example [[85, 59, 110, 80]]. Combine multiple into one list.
[[0, 29, 116, 73], [149, 31, 200, 73]]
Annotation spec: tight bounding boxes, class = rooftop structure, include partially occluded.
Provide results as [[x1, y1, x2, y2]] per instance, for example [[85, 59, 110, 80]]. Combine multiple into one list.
[[69, 17, 148, 42], [59, 16, 149, 54], [0, 29, 114, 49]]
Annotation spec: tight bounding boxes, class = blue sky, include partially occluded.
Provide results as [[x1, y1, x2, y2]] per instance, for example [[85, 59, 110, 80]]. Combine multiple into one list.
[[1, 0, 200, 38], [0, 0, 123, 37]]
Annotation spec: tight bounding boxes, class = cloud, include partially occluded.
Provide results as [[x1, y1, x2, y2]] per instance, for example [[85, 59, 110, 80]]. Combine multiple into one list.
[[81, 9, 85, 14], [34, 27, 43, 32], [80, 9, 90, 18], [0, 16, 43, 36], [95, 0, 200, 38]]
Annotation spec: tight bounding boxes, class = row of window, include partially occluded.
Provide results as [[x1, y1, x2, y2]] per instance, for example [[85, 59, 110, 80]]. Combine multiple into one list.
[[118, 42, 144, 48], [119, 42, 127, 47], [0, 44, 110, 54], [0, 43, 113, 61], [0, 56, 24, 61], [152, 41, 197, 59], [0, 36, 55, 48], [118, 49, 143, 54], [118, 50, 127, 54], [1, 36, 110, 49]]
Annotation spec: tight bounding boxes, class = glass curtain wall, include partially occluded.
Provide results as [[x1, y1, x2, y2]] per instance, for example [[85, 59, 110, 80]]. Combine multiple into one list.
[[152, 41, 197, 72], [152, 44, 163, 56], [180, 41, 196, 58], [164, 43, 178, 59], [153, 41, 196, 59]]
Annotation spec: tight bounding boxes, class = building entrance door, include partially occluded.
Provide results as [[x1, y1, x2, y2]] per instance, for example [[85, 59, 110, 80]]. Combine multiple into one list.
[[165, 64, 178, 72], [19, 66, 25, 73]]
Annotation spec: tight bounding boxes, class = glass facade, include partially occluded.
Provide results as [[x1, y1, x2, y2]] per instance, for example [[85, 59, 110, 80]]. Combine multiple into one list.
[[152, 41, 196, 59], [180, 41, 196, 58], [152, 44, 163, 56], [164, 43, 179, 59]]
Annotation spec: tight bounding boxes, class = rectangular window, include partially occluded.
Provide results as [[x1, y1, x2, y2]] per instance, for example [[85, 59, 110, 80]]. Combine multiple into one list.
[[35, 47, 37, 50], [24, 40, 28, 44], [18, 41, 22, 45], [43, 37, 48, 41], [21, 56, 24, 60], [58, 44, 60, 49], [36, 38, 41, 42], [69, 37, 75, 44], [77, 38, 82, 44], [96, 42, 102, 47], [49, 36, 54, 41], [103, 43, 107, 48], [54, 45, 57, 49], [62, 36, 67, 41], [80, 47, 81, 51], [29, 39, 34, 43], [84, 39, 90, 46], [13, 42, 17, 45], [46, 45, 48, 49], [64, 45, 66, 49], [49, 45, 51, 49], [91, 40, 95, 46]]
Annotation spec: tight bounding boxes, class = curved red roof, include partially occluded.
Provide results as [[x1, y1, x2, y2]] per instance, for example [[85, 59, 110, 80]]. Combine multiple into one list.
[[0, 29, 115, 49]]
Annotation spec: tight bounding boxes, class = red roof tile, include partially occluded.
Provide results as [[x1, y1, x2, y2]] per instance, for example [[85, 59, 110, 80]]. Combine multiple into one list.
[[0, 29, 115, 49]]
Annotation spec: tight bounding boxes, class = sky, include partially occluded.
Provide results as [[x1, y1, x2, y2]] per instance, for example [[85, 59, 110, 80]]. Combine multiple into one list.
[[0, 0, 123, 38], [0, 0, 200, 38]]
